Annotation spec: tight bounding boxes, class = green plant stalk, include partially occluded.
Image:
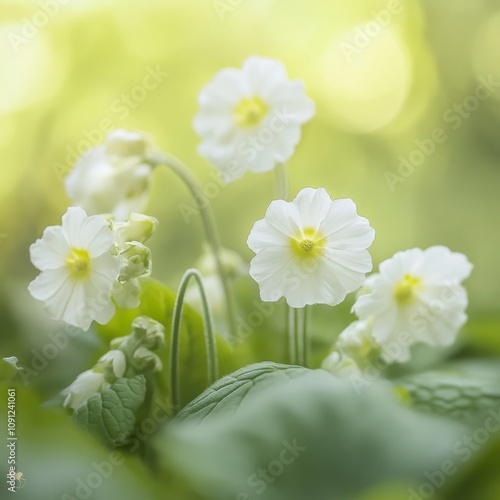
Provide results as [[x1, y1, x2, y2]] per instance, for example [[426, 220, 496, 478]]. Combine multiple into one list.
[[170, 268, 218, 413], [152, 153, 237, 340]]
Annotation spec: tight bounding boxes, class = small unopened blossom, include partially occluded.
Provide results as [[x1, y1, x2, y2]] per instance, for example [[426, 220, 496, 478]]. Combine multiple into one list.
[[113, 213, 159, 246], [65, 130, 158, 220], [352, 246, 473, 362], [98, 350, 127, 378], [63, 369, 109, 411], [194, 56, 315, 181], [321, 351, 362, 378], [247, 187, 375, 308], [336, 318, 378, 361], [28, 207, 120, 330]]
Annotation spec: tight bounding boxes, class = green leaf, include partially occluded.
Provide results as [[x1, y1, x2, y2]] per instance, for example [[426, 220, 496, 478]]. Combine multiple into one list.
[[398, 360, 500, 423], [157, 364, 466, 500], [97, 278, 241, 407], [175, 362, 306, 421], [74, 375, 146, 446]]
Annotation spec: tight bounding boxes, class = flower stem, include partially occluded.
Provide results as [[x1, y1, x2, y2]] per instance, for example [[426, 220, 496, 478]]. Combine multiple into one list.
[[288, 306, 296, 364], [152, 153, 237, 340], [302, 306, 310, 368], [276, 163, 297, 366], [170, 268, 218, 413], [274, 163, 289, 200]]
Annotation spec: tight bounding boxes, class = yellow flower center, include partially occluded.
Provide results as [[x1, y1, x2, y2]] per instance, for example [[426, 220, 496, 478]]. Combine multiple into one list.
[[66, 248, 91, 278], [393, 274, 421, 305], [234, 96, 269, 127], [291, 228, 325, 258]]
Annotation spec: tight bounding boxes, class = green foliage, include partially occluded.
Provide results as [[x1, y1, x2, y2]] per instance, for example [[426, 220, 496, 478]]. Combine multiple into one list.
[[157, 362, 466, 500], [399, 360, 500, 423], [97, 279, 241, 407], [74, 375, 146, 446]]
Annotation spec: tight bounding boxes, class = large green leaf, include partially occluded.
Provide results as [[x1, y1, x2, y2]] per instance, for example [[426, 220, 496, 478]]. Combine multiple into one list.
[[398, 360, 500, 423], [97, 278, 240, 407], [156, 363, 466, 500], [74, 375, 146, 446], [175, 362, 305, 421]]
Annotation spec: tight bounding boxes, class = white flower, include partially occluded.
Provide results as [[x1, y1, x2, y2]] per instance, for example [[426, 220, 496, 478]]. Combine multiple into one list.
[[65, 130, 157, 221], [352, 246, 473, 363], [194, 56, 315, 182], [321, 351, 361, 378], [247, 187, 375, 308], [28, 207, 121, 330], [62, 369, 109, 411]]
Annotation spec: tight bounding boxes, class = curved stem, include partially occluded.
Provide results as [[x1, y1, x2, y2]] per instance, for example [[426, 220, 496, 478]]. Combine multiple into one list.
[[152, 153, 237, 339], [170, 268, 218, 413]]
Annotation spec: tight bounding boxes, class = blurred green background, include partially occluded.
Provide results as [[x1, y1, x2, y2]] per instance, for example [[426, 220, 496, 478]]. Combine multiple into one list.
[[1, 0, 500, 498]]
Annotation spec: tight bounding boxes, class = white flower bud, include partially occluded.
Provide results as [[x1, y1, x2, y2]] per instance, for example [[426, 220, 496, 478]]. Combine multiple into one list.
[[133, 347, 163, 373], [62, 370, 108, 411], [321, 352, 361, 378], [118, 242, 152, 281], [113, 213, 159, 246], [98, 350, 127, 378], [112, 278, 141, 310], [64, 129, 158, 221]]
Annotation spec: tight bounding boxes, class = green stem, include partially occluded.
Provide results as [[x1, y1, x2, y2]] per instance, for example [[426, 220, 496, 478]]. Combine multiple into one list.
[[302, 306, 309, 368], [274, 163, 289, 200], [151, 153, 237, 340], [293, 308, 304, 366], [288, 306, 296, 364], [170, 268, 218, 413], [276, 163, 296, 365]]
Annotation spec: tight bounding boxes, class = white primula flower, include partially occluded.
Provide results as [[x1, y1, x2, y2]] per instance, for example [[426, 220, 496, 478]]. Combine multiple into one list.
[[194, 56, 315, 181], [62, 369, 109, 411], [247, 187, 375, 308], [28, 207, 121, 330], [352, 246, 473, 363], [65, 129, 158, 221]]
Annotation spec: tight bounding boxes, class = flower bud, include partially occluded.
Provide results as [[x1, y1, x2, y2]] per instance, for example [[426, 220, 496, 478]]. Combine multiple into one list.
[[113, 213, 159, 246], [131, 316, 165, 350], [133, 347, 163, 373], [98, 349, 127, 378], [64, 129, 158, 221], [118, 242, 152, 281], [321, 352, 361, 378], [62, 370, 109, 411]]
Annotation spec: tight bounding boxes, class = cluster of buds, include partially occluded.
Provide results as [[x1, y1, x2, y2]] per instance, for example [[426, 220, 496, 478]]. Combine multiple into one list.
[[62, 316, 165, 411]]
